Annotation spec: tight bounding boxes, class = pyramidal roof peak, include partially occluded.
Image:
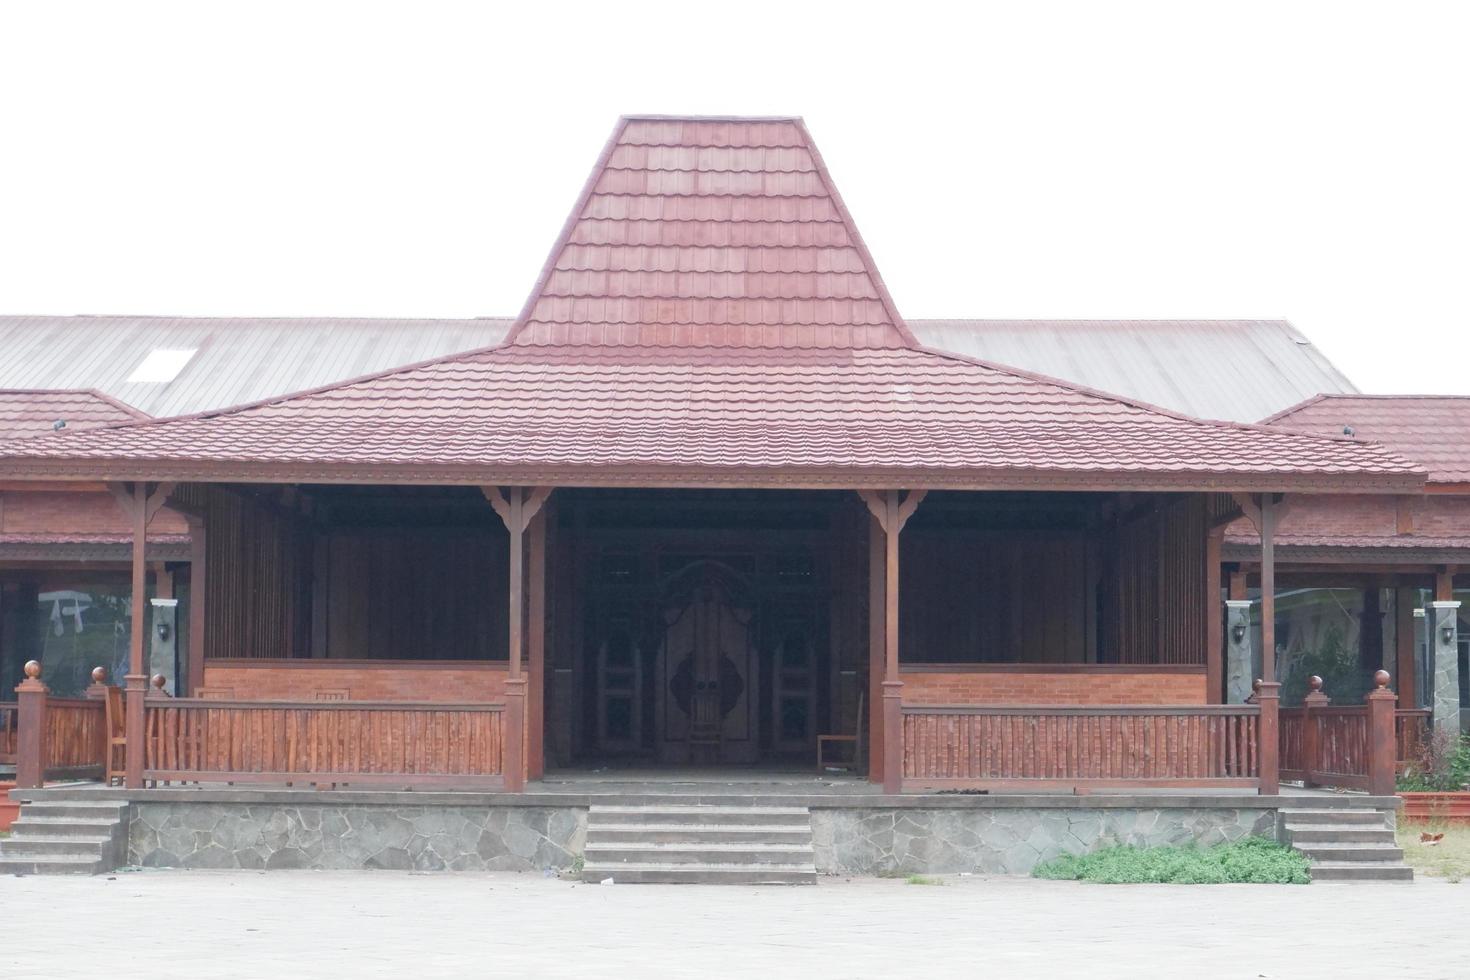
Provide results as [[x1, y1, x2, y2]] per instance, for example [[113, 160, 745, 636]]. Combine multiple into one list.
[[504, 115, 917, 350]]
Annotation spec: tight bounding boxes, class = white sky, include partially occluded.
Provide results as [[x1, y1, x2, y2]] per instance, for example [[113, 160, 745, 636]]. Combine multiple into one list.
[[2, 1, 1466, 394]]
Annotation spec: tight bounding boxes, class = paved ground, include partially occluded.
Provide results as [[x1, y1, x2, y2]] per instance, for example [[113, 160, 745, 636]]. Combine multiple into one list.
[[1, 871, 1463, 979]]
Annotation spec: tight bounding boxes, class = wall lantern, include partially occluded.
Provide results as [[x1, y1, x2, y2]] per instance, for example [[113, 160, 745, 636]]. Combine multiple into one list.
[[1442, 624, 1456, 646], [156, 621, 172, 643], [1231, 623, 1247, 644]]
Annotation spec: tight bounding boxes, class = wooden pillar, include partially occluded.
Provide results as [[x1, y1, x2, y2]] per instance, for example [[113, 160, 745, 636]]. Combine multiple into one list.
[[13, 661, 48, 789], [1205, 526, 1223, 703], [104, 480, 176, 789], [124, 482, 150, 788], [1395, 585, 1417, 708], [1366, 669, 1398, 797], [866, 511, 885, 784], [1259, 494, 1277, 684], [1436, 567, 1457, 603], [857, 489, 926, 795], [527, 505, 548, 782], [483, 486, 552, 793]]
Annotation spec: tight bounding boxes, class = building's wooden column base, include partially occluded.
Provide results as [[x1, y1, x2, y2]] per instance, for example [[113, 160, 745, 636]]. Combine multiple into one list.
[[124, 673, 149, 789], [881, 680, 904, 794], [503, 677, 527, 792]]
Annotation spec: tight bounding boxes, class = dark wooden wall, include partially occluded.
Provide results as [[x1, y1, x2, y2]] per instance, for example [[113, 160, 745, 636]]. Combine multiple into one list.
[[902, 494, 1209, 667], [1098, 495, 1208, 665], [320, 529, 508, 661], [900, 530, 1092, 664]]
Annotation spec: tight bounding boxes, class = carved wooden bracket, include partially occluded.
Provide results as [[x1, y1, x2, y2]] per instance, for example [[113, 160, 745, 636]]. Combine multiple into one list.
[[481, 486, 553, 532], [856, 489, 927, 535], [107, 480, 178, 527]]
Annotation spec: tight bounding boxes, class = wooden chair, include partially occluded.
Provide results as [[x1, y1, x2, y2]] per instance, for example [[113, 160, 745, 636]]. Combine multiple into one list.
[[103, 685, 126, 786], [314, 689, 350, 700], [817, 691, 865, 773], [196, 687, 235, 699]]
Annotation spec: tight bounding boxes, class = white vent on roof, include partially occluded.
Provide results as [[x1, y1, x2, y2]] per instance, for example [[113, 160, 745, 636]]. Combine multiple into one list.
[[126, 348, 197, 383]]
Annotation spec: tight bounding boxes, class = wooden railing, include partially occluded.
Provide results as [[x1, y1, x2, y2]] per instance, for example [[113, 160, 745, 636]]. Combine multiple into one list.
[[1277, 673, 1397, 795], [144, 698, 506, 788], [44, 698, 106, 779], [901, 704, 1261, 790]]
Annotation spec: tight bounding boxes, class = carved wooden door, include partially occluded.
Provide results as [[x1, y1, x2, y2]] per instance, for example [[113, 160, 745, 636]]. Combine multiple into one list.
[[655, 561, 758, 764]]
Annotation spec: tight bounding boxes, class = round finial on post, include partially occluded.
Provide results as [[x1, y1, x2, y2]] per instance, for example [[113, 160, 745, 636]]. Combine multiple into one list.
[[151, 673, 167, 692], [92, 666, 108, 684], [1374, 669, 1391, 689], [1252, 678, 1262, 694], [23, 660, 41, 680], [1308, 675, 1323, 693]]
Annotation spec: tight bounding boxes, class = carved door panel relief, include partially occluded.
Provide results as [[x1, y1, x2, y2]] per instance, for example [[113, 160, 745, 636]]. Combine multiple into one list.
[[655, 560, 758, 764]]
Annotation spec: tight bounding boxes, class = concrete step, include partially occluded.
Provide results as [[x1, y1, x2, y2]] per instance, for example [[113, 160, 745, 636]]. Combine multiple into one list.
[[588, 805, 810, 827], [588, 824, 813, 845], [1296, 844, 1405, 863], [0, 835, 116, 858], [13, 801, 129, 822], [581, 862, 818, 885], [0, 854, 107, 875], [1285, 826, 1396, 845], [8, 817, 126, 838], [0, 798, 129, 876], [1310, 862, 1415, 882], [584, 842, 815, 866], [1280, 809, 1386, 826], [583, 803, 816, 885]]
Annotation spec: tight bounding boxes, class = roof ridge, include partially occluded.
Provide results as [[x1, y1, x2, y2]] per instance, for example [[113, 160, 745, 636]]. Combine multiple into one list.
[[0, 387, 150, 420], [910, 344, 1419, 454]]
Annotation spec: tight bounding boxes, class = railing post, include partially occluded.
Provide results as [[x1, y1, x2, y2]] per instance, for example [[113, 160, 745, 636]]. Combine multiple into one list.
[[1256, 679, 1280, 795], [1366, 669, 1398, 797], [14, 661, 49, 790], [85, 666, 110, 701], [1301, 675, 1328, 787]]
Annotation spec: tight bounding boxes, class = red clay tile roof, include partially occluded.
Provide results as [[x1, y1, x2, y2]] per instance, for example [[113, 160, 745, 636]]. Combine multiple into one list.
[[0, 388, 148, 441], [1264, 395, 1470, 485], [508, 117, 914, 351], [0, 117, 1426, 492]]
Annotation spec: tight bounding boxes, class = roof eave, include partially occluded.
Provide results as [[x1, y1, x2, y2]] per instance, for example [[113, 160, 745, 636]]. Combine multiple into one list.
[[0, 457, 1427, 495]]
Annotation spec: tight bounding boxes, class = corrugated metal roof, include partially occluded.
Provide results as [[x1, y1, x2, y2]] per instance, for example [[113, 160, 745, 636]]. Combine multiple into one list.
[[0, 316, 1358, 425], [907, 319, 1356, 423], [0, 316, 513, 418]]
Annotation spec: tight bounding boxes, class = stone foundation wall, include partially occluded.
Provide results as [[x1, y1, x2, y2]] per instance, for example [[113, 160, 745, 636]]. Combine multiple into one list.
[[128, 802, 586, 872], [810, 807, 1277, 875]]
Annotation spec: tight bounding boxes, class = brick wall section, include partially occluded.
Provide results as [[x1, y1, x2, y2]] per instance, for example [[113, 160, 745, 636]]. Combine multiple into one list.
[[0, 489, 189, 536], [202, 661, 509, 702], [899, 668, 1207, 705]]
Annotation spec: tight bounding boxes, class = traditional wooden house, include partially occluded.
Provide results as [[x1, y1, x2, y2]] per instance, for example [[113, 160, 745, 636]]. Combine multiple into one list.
[[0, 116, 1435, 879]]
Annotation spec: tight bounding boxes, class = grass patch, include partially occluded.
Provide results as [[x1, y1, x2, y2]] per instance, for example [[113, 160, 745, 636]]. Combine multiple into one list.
[[1032, 836, 1309, 884], [905, 874, 944, 886], [1398, 822, 1470, 882]]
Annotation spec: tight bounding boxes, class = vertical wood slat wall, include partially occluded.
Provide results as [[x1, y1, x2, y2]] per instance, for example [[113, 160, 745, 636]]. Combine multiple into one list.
[[173, 485, 311, 661], [1101, 496, 1208, 665]]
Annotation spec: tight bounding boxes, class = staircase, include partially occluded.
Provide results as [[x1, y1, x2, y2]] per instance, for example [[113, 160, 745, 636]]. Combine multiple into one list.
[[1279, 807, 1413, 882], [0, 799, 129, 875], [581, 804, 816, 884]]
